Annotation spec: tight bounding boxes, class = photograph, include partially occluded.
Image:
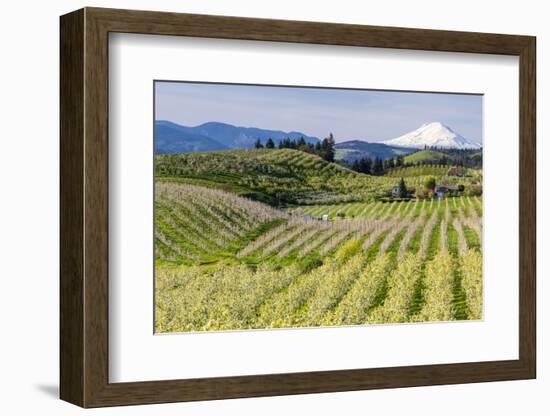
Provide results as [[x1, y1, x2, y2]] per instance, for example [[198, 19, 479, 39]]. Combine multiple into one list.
[[153, 81, 484, 333]]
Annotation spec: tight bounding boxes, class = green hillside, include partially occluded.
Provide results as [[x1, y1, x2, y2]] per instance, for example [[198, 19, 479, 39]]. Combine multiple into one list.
[[156, 148, 472, 206], [155, 148, 393, 205], [386, 164, 450, 178], [404, 150, 448, 164]]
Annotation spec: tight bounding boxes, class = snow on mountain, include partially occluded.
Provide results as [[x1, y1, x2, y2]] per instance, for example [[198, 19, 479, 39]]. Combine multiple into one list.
[[381, 122, 482, 149]]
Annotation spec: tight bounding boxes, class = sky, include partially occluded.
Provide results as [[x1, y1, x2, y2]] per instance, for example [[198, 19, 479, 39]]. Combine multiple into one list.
[[155, 81, 483, 144]]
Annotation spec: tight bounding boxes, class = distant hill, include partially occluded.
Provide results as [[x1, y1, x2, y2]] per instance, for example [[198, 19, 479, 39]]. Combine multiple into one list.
[[334, 140, 415, 162], [155, 121, 229, 153], [155, 120, 320, 154]]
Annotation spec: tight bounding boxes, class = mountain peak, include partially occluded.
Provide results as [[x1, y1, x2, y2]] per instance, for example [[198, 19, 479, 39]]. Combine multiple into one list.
[[198, 121, 234, 128], [420, 121, 452, 131], [381, 122, 481, 149], [422, 121, 445, 127]]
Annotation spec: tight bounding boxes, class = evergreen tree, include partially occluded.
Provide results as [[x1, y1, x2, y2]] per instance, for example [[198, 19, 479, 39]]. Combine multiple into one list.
[[359, 157, 372, 174], [350, 157, 372, 174], [373, 157, 384, 175], [397, 177, 408, 198], [385, 158, 395, 169], [315, 142, 322, 152], [264, 134, 341, 162], [254, 138, 263, 149], [320, 133, 335, 162]]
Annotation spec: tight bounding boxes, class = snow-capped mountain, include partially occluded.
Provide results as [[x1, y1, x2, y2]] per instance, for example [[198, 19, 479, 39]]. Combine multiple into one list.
[[381, 122, 482, 149]]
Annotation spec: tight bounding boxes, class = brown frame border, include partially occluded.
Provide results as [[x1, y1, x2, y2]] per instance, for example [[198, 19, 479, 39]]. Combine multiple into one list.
[[60, 7, 536, 408]]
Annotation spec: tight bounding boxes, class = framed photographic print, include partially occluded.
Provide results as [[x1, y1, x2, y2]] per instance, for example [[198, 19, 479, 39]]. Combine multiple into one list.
[[60, 7, 536, 408]]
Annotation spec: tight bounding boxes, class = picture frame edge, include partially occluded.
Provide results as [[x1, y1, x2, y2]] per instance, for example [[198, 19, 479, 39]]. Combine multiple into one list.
[[59, 7, 537, 408]]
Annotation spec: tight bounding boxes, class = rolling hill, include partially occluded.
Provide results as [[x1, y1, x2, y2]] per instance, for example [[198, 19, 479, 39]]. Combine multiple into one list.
[[401, 148, 483, 169], [155, 120, 320, 153], [155, 148, 395, 205], [403, 150, 449, 164], [155, 148, 471, 206]]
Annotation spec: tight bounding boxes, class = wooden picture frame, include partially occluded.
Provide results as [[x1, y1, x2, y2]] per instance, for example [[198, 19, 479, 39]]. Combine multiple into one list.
[[60, 7, 536, 408]]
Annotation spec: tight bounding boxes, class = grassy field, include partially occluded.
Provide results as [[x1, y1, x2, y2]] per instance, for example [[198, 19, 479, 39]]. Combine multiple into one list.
[[155, 174, 483, 332]]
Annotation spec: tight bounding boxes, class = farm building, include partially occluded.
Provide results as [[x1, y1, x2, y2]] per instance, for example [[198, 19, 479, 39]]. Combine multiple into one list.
[[390, 186, 400, 197], [435, 185, 459, 199], [389, 183, 413, 198]]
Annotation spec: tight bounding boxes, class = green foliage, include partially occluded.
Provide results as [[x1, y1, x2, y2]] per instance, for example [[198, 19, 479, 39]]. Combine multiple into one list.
[[155, 148, 395, 206], [404, 150, 448, 165], [386, 164, 448, 178], [417, 253, 455, 322], [366, 253, 422, 324], [324, 254, 391, 325], [424, 176, 436, 191], [299, 255, 323, 273], [397, 177, 408, 198], [465, 183, 483, 196], [401, 149, 482, 169], [156, 149, 472, 207], [350, 157, 372, 174], [334, 239, 361, 263], [461, 250, 483, 319], [154, 167, 483, 332], [277, 134, 335, 162]]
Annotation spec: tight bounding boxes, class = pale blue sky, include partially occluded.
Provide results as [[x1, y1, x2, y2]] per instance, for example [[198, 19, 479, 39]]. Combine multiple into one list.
[[155, 81, 483, 143]]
